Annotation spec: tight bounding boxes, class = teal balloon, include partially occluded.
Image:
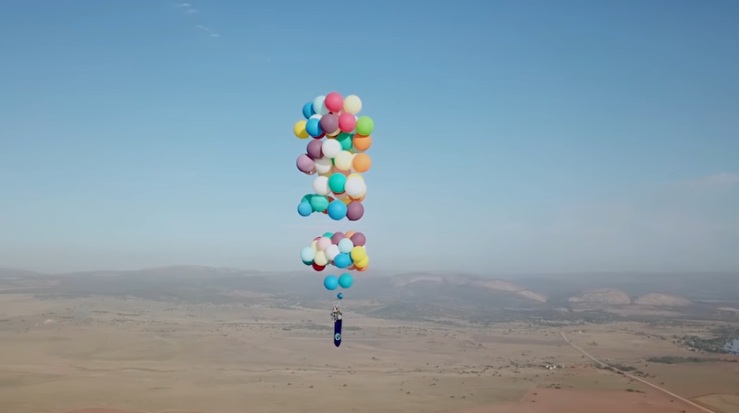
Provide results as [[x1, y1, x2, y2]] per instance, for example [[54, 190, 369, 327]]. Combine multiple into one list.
[[338, 273, 353, 289], [328, 173, 347, 193], [323, 232, 334, 238], [337, 133, 353, 150], [327, 200, 348, 220], [323, 275, 339, 290], [302, 194, 314, 203], [297, 201, 312, 217], [310, 195, 329, 212], [302, 259, 312, 266], [300, 247, 315, 263], [337, 292, 344, 300]]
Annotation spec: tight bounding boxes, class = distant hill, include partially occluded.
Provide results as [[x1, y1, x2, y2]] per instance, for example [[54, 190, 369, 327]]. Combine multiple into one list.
[[391, 274, 547, 303], [1, 266, 736, 322], [634, 293, 692, 307], [568, 288, 632, 305]]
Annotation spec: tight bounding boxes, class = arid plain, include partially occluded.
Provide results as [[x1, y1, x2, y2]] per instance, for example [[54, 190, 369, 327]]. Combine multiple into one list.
[[1, 268, 738, 413]]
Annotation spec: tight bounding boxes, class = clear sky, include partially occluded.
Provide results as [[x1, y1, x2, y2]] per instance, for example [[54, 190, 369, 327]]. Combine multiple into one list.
[[1, 0, 738, 274]]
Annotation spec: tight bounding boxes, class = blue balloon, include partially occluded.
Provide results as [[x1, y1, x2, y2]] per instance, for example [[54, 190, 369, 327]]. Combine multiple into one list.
[[323, 275, 339, 290], [302, 102, 315, 119], [327, 200, 348, 220], [306, 118, 323, 137], [334, 253, 351, 269], [338, 273, 353, 289], [297, 201, 313, 217], [337, 292, 344, 300]]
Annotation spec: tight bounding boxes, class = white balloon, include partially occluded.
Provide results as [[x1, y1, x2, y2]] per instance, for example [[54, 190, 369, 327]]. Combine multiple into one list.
[[338, 238, 354, 253], [322, 139, 342, 159], [345, 176, 367, 198], [309, 114, 322, 121], [313, 95, 328, 115], [343, 95, 362, 115], [315, 157, 332, 174], [325, 244, 340, 261], [312, 175, 330, 195]]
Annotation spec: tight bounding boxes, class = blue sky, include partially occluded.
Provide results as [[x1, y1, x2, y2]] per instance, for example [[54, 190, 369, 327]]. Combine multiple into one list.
[[1, 0, 738, 274]]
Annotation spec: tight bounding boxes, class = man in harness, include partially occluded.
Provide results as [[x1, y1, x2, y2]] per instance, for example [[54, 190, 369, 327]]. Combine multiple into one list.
[[331, 303, 342, 322]]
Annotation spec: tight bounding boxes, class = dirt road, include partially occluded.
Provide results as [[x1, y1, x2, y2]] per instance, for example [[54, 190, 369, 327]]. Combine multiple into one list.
[[560, 331, 719, 413]]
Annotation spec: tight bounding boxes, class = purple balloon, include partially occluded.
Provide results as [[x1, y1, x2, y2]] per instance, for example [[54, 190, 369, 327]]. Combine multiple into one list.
[[296, 154, 315, 174], [350, 231, 366, 247], [306, 139, 323, 159], [346, 201, 364, 221], [319, 114, 339, 135], [330, 232, 345, 245]]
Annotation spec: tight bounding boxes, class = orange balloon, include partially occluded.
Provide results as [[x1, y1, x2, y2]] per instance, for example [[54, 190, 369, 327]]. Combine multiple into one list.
[[352, 134, 372, 152], [345, 231, 355, 238], [357, 266, 367, 272], [352, 153, 371, 173]]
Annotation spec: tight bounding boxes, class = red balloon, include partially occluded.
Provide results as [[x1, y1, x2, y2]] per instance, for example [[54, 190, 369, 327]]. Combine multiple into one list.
[[312, 263, 325, 271], [339, 113, 356, 133], [324, 92, 344, 113]]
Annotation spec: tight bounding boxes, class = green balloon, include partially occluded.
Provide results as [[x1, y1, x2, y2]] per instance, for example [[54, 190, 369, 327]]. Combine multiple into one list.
[[356, 116, 374, 136], [328, 173, 347, 193], [310, 195, 329, 212], [337, 133, 353, 151]]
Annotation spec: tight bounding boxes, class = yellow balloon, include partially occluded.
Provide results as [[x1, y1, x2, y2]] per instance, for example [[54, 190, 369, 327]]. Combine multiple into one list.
[[350, 246, 367, 262], [355, 255, 369, 269], [314, 250, 328, 266], [293, 120, 309, 139], [334, 151, 354, 171], [310, 240, 318, 251], [347, 172, 364, 181]]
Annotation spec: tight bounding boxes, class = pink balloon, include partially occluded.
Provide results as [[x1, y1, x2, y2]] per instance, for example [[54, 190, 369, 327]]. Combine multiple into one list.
[[296, 154, 315, 175], [317, 237, 332, 251], [339, 113, 357, 133], [324, 92, 344, 113]]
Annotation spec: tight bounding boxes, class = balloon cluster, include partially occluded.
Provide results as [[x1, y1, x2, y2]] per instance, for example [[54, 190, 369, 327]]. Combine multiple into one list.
[[294, 92, 374, 221], [300, 231, 369, 273]]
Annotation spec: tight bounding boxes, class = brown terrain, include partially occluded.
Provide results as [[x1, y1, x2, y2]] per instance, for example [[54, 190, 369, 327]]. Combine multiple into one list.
[[1, 267, 738, 413]]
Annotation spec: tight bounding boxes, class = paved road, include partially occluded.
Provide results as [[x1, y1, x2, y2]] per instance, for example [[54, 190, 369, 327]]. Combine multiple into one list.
[[560, 331, 719, 413]]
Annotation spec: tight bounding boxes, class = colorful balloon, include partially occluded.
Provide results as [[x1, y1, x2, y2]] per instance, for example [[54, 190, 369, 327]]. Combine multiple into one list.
[[350, 232, 366, 247], [313, 95, 328, 115], [296, 154, 315, 175], [306, 117, 323, 137], [307, 139, 323, 159], [338, 273, 354, 289], [320, 113, 339, 135], [343, 95, 362, 114], [327, 200, 347, 220], [324, 275, 339, 290], [324, 92, 344, 113], [338, 113, 357, 132], [302, 102, 315, 119], [352, 153, 371, 173], [355, 116, 374, 135]]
